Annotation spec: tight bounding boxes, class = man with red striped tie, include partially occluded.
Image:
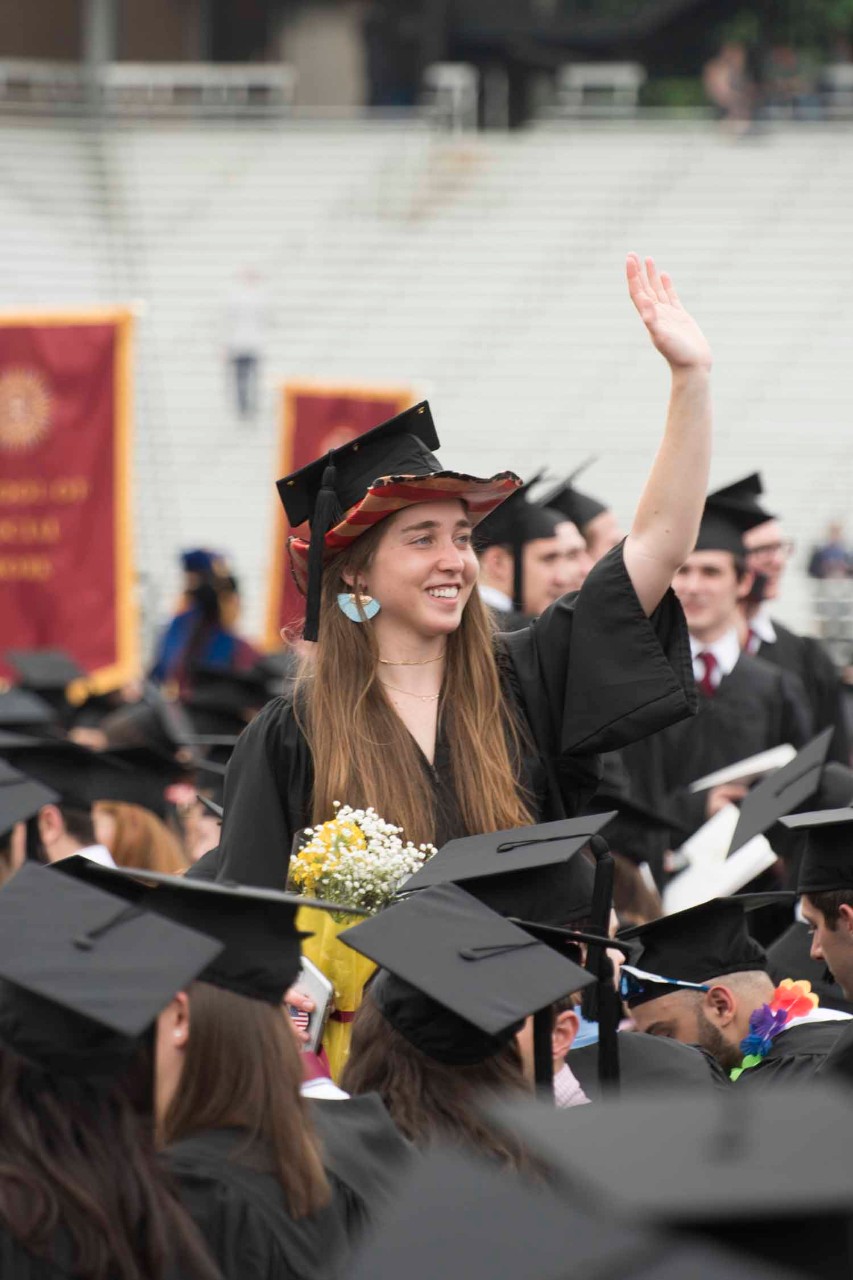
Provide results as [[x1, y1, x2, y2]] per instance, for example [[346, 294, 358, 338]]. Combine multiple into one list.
[[619, 485, 812, 838]]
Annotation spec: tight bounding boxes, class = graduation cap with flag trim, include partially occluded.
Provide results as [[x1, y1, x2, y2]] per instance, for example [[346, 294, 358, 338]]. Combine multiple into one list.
[[277, 401, 522, 640]]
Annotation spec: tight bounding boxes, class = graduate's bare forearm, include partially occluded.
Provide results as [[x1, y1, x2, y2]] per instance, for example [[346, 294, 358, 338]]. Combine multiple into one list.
[[624, 364, 712, 615]]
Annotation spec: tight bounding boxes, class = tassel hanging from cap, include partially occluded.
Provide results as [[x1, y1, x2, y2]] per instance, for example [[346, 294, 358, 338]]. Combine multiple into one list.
[[584, 834, 621, 1090], [303, 460, 341, 643], [511, 536, 524, 614]]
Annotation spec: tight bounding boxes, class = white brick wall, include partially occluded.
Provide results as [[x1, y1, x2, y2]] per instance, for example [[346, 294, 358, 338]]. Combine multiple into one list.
[[1, 117, 850, 652]]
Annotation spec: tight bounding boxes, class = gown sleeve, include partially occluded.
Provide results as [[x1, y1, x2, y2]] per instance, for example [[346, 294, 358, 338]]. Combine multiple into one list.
[[502, 541, 696, 759], [214, 697, 313, 889]]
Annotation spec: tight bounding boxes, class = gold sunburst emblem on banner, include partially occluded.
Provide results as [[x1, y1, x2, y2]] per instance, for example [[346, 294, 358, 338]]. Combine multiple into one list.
[[0, 368, 53, 451]]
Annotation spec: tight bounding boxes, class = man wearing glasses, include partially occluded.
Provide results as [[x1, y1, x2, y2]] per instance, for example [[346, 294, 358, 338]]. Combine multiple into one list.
[[743, 514, 849, 765]]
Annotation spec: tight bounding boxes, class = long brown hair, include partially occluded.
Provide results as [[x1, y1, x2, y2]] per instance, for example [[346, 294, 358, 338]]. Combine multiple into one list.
[[0, 1045, 218, 1280], [341, 993, 534, 1171], [160, 982, 329, 1219], [96, 802, 188, 874], [296, 520, 533, 846]]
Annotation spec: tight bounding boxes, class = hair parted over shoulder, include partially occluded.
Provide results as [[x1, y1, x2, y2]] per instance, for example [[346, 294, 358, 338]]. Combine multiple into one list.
[[295, 521, 534, 848], [0, 1045, 219, 1280], [160, 981, 330, 1219], [341, 992, 535, 1172]]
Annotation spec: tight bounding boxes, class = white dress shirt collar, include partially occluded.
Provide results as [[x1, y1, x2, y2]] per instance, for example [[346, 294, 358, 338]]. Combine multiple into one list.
[[689, 626, 741, 686], [749, 603, 777, 646], [478, 583, 513, 613]]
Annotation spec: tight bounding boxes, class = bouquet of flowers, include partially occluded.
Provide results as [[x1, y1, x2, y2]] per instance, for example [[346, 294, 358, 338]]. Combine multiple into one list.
[[289, 802, 435, 916], [289, 803, 435, 1080]]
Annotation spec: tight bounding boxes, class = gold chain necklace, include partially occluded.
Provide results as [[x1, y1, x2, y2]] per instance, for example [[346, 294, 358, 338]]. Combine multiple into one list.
[[377, 653, 445, 667], [378, 680, 441, 703]]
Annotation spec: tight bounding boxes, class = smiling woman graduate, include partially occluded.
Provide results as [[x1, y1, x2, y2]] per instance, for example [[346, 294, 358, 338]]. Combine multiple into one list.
[[203, 256, 712, 890]]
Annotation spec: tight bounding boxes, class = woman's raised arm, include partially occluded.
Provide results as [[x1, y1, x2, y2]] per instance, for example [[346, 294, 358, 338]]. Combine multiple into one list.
[[622, 254, 713, 615]]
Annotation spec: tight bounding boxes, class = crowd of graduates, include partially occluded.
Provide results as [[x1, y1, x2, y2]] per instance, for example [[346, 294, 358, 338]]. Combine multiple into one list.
[[2, 256, 853, 1280]]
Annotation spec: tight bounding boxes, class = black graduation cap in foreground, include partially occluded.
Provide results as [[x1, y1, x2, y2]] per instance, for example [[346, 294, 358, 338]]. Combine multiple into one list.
[[0, 863, 221, 1075], [0, 759, 59, 838], [0, 686, 58, 732], [727, 728, 834, 857], [348, 1144, 787, 1280], [339, 884, 594, 1066], [782, 808, 853, 895], [618, 894, 791, 1006], [487, 1085, 853, 1279], [399, 815, 614, 927], [5, 649, 85, 693], [51, 859, 353, 1005], [0, 736, 138, 811]]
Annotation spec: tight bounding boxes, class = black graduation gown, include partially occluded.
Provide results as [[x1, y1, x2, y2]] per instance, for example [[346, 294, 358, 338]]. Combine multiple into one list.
[[164, 1127, 350, 1280], [568, 1031, 730, 1099], [0, 1229, 74, 1280], [731, 1017, 853, 1090], [767, 921, 853, 1014], [206, 542, 695, 889], [620, 651, 813, 838], [308, 1093, 416, 1241], [756, 619, 850, 765]]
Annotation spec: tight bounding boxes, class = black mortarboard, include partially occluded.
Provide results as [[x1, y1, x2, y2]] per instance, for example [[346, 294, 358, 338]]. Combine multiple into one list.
[[349, 1144, 793, 1280], [182, 665, 271, 737], [0, 736, 137, 811], [694, 482, 770, 557], [782, 808, 853, 895], [51, 860, 348, 1005], [0, 863, 221, 1075], [399, 815, 614, 927], [711, 472, 774, 520], [278, 401, 521, 640], [93, 744, 196, 818], [728, 728, 834, 856], [97, 681, 196, 755], [487, 1085, 853, 1279], [618, 895, 786, 1005], [474, 476, 565, 613], [0, 687, 58, 732], [539, 459, 609, 533], [340, 883, 594, 1065], [5, 649, 84, 693], [0, 760, 59, 838]]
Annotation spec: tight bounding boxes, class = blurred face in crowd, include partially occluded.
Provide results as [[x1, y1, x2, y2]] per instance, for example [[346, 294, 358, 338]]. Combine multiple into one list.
[[358, 500, 478, 643], [673, 550, 753, 644], [584, 509, 623, 563], [556, 520, 593, 592], [478, 534, 579, 617], [801, 896, 853, 999], [743, 519, 792, 601]]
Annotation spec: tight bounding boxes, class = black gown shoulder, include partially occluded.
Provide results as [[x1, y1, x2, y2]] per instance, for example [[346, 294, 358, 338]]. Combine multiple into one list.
[[164, 1127, 349, 1280], [732, 1018, 853, 1090], [568, 1031, 730, 1100]]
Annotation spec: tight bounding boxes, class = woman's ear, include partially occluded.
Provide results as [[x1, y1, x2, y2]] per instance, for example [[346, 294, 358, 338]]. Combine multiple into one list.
[[340, 568, 356, 588], [552, 1008, 579, 1059], [171, 991, 191, 1050]]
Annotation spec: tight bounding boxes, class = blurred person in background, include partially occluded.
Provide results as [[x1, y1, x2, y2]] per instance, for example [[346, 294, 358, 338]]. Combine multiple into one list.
[[475, 482, 577, 629], [541, 473, 623, 566], [743, 502, 850, 764], [703, 41, 758, 130], [223, 267, 271, 420], [150, 549, 260, 696], [808, 522, 852, 580], [94, 801, 189, 874]]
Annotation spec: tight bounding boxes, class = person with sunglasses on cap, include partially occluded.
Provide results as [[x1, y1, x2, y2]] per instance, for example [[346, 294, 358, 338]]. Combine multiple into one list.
[[197, 256, 711, 892]]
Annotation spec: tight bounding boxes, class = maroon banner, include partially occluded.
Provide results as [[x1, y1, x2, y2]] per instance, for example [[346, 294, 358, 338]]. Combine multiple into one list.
[[265, 382, 412, 646], [0, 309, 136, 691]]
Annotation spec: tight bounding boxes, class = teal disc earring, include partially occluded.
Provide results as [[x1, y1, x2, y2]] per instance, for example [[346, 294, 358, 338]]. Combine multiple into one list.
[[337, 592, 380, 622]]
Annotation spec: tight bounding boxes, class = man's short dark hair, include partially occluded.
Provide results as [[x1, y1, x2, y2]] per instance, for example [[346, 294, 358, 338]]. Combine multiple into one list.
[[58, 803, 96, 849], [806, 889, 853, 929]]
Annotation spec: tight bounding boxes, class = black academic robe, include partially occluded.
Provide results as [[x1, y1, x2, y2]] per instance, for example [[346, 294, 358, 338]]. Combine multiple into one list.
[[164, 1127, 350, 1280], [207, 542, 695, 889], [755, 619, 850, 765], [767, 921, 853, 1014], [308, 1094, 416, 1241], [620, 651, 812, 838], [731, 1016, 853, 1090], [0, 1224, 198, 1280], [568, 1031, 730, 1099]]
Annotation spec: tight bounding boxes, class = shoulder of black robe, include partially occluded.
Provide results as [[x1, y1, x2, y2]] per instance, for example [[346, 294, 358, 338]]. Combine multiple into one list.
[[165, 1127, 349, 1280], [501, 541, 696, 766], [817, 1018, 853, 1086], [0, 1226, 75, 1280], [767, 921, 853, 1014], [308, 1093, 417, 1236], [766, 620, 850, 765], [213, 696, 312, 889], [493, 609, 535, 633], [731, 1019, 853, 1090], [567, 1031, 730, 1100]]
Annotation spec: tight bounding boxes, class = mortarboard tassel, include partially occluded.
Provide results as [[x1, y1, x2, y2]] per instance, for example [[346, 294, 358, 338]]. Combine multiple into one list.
[[303, 461, 340, 643], [586, 834, 621, 1091]]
